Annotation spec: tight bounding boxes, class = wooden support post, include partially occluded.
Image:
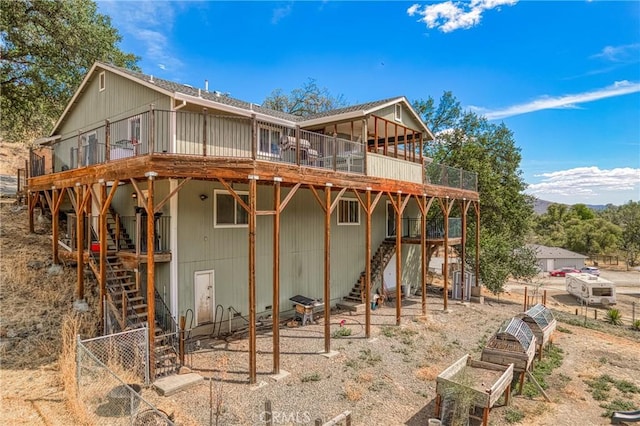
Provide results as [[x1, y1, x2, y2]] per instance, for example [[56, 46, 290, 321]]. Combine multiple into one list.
[[364, 189, 372, 338], [146, 172, 156, 379], [523, 286, 528, 311], [461, 200, 471, 300], [395, 192, 402, 325], [435, 394, 442, 417], [505, 383, 511, 406], [420, 195, 427, 316], [179, 315, 186, 366], [482, 407, 489, 426], [373, 116, 379, 152], [99, 182, 107, 330], [518, 371, 525, 394], [248, 176, 257, 383], [52, 188, 59, 264], [28, 191, 35, 233], [295, 126, 301, 166], [439, 197, 454, 311], [76, 185, 84, 300], [324, 184, 332, 353], [475, 202, 480, 288], [543, 290, 547, 306], [273, 180, 281, 374]]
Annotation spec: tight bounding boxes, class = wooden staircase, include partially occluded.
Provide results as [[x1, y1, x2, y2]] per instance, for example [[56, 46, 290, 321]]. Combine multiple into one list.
[[343, 239, 396, 303], [105, 207, 135, 251], [87, 251, 179, 378]]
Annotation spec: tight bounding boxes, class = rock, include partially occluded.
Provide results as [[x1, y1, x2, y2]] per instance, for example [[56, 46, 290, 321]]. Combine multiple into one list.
[[179, 366, 192, 375], [47, 264, 63, 275], [27, 260, 45, 270], [73, 299, 89, 312]]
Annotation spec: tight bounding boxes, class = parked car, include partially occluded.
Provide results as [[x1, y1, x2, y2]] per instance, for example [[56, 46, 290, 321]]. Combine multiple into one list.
[[580, 266, 601, 276], [549, 267, 580, 277]]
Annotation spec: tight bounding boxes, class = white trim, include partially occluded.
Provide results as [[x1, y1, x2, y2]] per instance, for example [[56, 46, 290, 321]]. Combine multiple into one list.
[[98, 71, 106, 92], [337, 198, 360, 226], [169, 179, 179, 322], [51, 62, 174, 135], [213, 189, 249, 228], [173, 93, 297, 127]]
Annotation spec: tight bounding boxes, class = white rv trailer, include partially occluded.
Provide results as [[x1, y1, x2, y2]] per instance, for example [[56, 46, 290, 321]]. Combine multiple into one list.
[[565, 273, 616, 305]]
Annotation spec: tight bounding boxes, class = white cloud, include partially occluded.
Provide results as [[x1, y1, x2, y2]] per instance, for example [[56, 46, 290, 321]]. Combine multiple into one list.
[[98, 0, 183, 72], [407, 0, 517, 33], [474, 81, 640, 120], [272, 3, 293, 24], [591, 43, 640, 63], [526, 167, 640, 203]]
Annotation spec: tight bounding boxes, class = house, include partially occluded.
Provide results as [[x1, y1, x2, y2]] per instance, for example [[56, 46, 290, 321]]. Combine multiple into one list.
[[527, 244, 587, 272], [26, 62, 480, 382]]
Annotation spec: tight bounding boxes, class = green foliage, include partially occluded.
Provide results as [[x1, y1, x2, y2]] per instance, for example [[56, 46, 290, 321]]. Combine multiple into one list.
[[262, 78, 347, 116], [332, 326, 352, 338], [358, 348, 381, 366], [601, 201, 640, 267], [414, 91, 537, 294], [556, 326, 573, 334], [633, 319, 640, 331], [524, 345, 564, 398], [0, 0, 140, 143], [504, 407, 525, 423], [600, 398, 638, 418], [301, 372, 321, 382], [606, 309, 623, 326]]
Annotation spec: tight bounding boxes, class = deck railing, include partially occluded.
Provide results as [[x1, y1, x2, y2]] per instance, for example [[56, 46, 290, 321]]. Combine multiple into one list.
[[45, 108, 476, 192], [391, 217, 462, 239]]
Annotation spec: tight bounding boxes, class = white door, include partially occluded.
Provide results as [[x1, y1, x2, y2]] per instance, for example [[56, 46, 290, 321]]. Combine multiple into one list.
[[546, 259, 554, 272], [384, 254, 397, 293], [194, 270, 214, 326]]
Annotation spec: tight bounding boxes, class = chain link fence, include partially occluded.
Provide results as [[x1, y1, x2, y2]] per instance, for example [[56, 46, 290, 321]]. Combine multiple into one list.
[[77, 328, 174, 425]]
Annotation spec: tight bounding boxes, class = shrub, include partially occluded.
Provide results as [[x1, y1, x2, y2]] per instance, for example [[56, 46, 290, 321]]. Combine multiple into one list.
[[504, 407, 525, 423], [606, 309, 623, 326], [600, 398, 637, 418], [332, 327, 352, 338], [301, 373, 321, 383], [632, 319, 640, 331]]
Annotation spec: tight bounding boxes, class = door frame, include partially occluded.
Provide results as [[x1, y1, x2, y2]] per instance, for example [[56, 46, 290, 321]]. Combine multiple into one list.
[[194, 269, 215, 326]]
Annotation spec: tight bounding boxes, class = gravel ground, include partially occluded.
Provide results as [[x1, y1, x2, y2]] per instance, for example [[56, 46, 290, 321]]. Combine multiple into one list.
[[164, 295, 526, 425]]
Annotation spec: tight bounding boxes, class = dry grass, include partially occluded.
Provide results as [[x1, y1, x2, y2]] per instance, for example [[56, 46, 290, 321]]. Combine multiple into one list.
[[343, 383, 362, 402], [415, 365, 439, 381], [59, 314, 91, 425]]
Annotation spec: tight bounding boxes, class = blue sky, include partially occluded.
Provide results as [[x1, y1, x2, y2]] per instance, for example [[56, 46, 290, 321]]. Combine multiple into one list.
[[98, 0, 640, 205]]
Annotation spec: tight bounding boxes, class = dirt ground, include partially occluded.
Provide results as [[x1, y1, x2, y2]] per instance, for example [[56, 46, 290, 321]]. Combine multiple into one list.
[[1, 202, 639, 425]]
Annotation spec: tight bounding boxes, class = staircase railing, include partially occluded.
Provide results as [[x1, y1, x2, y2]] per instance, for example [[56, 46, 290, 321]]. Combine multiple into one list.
[[153, 288, 180, 372], [87, 229, 141, 331]]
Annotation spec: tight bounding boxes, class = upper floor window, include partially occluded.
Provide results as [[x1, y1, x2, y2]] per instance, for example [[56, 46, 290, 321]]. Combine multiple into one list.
[[214, 189, 248, 228], [338, 199, 360, 225], [99, 71, 106, 92], [259, 126, 281, 156], [394, 104, 402, 122], [129, 116, 141, 144]]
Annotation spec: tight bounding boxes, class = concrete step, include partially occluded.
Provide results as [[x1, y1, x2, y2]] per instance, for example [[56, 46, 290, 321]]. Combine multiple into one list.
[[153, 373, 203, 396]]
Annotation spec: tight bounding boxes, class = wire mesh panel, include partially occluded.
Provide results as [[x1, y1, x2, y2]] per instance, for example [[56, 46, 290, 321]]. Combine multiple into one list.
[[524, 303, 554, 328], [77, 329, 174, 425]]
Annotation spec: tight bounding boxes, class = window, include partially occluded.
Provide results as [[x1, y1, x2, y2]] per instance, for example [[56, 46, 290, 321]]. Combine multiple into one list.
[[99, 71, 106, 92], [214, 190, 249, 227], [386, 201, 396, 237], [394, 104, 402, 122], [129, 116, 141, 144], [338, 199, 360, 225], [81, 131, 98, 165], [259, 126, 281, 155]]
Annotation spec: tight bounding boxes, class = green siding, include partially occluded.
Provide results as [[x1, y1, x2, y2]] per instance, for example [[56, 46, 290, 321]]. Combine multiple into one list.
[[57, 68, 171, 140], [175, 182, 423, 321], [376, 104, 425, 134]]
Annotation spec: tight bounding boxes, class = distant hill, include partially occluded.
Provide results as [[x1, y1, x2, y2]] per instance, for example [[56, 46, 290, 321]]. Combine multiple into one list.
[[533, 198, 612, 214]]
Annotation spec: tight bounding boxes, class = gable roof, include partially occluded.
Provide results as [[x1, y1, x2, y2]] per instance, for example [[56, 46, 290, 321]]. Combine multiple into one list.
[[51, 62, 433, 139], [527, 244, 588, 260]]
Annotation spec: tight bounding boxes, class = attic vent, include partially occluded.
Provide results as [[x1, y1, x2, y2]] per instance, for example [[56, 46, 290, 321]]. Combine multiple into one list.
[[99, 71, 106, 92], [394, 104, 402, 122]]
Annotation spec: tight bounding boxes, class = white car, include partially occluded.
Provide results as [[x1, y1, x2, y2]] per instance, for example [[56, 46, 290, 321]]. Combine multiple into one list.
[[580, 266, 600, 276]]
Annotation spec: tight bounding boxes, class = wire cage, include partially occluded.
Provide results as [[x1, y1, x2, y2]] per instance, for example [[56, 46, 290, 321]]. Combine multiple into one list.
[[516, 304, 557, 355], [481, 317, 537, 372]]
